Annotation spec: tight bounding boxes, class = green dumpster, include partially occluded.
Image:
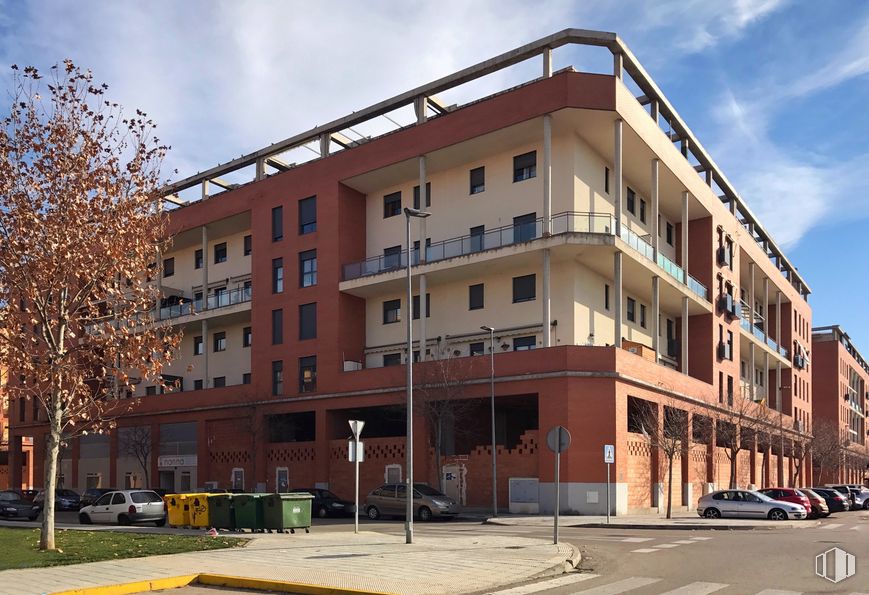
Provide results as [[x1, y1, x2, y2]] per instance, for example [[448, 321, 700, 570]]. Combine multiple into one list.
[[208, 494, 235, 530], [233, 494, 264, 532], [263, 492, 314, 534]]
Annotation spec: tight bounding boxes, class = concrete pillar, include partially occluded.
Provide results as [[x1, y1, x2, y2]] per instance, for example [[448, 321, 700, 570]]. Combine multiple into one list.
[[764, 351, 770, 403], [201, 318, 209, 388], [681, 191, 689, 279], [650, 159, 659, 258], [414, 96, 428, 124], [418, 155, 427, 359], [543, 249, 551, 348], [543, 115, 552, 232], [542, 47, 552, 77], [763, 277, 769, 343], [651, 401, 663, 512], [614, 120, 623, 236], [614, 252, 623, 348], [255, 158, 266, 181], [650, 100, 659, 124], [652, 276, 660, 358], [705, 169, 713, 186], [750, 343, 756, 401], [613, 52, 623, 79], [201, 225, 208, 311], [749, 434, 757, 488], [681, 138, 690, 157], [748, 262, 755, 329], [319, 134, 330, 157], [681, 296, 689, 375], [201, 179, 209, 201]]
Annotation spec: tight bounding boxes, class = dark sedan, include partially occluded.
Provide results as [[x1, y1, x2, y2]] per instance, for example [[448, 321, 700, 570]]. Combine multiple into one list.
[[812, 487, 850, 513], [33, 489, 81, 511], [292, 487, 355, 518], [0, 491, 40, 520]]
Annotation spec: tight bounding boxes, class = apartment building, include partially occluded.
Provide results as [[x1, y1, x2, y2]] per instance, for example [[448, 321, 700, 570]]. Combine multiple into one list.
[[7, 29, 816, 513], [811, 326, 869, 485]]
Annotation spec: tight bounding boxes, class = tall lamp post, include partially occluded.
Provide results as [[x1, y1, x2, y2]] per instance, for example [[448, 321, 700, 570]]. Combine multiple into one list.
[[404, 206, 430, 545], [481, 325, 497, 517]]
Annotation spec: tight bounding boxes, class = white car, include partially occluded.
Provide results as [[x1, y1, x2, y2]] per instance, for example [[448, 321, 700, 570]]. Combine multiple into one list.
[[697, 489, 807, 520], [78, 490, 166, 526]]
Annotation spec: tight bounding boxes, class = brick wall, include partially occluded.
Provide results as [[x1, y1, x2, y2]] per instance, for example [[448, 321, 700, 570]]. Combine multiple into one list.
[[329, 437, 406, 501], [626, 439, 652, 509], [266, 442, 316, 490], [456, 430, 538, 509]]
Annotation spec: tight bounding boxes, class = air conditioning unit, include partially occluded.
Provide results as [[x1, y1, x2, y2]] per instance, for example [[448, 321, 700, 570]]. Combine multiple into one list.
[[717, 246, 731, 267]]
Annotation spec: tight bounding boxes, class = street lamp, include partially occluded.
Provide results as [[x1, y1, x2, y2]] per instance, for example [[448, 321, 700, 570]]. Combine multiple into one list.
[[481, 325, 497, 517], [404, 206, 430, 545]]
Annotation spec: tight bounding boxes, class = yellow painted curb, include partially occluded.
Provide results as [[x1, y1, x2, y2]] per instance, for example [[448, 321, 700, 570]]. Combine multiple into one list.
[[51, 574, 199, 595]]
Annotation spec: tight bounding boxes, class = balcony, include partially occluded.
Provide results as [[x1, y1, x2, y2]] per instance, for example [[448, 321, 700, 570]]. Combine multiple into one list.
[[739, 316, 788, 358], [159, 285, 252, 321], [343, 211, 709, 301]]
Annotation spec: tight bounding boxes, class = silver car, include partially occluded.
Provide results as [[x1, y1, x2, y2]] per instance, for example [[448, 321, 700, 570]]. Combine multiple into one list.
[[697, 489, 807, 520], [365, 483, 460, 521], [78, 490, 166, 526]]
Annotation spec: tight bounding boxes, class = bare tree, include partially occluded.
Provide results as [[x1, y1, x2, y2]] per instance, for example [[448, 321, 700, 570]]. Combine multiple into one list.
[[0, 62, 180, 549], [812, 418, 845, 485], [118, 426, 151, 487], [710, 394, 774, 489]]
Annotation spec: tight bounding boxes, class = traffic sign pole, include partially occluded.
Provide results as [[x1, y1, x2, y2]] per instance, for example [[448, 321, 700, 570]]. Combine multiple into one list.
[[349, 420, 365, 535], [603, 444, 614, 524], [546, 426, 571, 546], [554, 447, 560, 544]]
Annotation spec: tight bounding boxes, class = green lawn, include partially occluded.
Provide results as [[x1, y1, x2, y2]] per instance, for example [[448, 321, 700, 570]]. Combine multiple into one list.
[[0, 527, 244, 570]]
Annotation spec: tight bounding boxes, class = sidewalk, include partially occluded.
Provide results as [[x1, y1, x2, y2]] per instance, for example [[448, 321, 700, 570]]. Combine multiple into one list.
[[0, 531, 579, 595], [485, 512, 819, 530]]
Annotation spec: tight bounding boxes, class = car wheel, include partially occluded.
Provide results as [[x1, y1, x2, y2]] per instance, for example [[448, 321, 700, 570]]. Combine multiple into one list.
[[703, 508, 721, 519], [28, 513, 39, 521], [418, 506, 433, 522], [317, 506, 329, 519], [768, 509, 787, 521], [366, 506, 380, 520], [79, 513, 92, 525], [154, 518, 166, 527], [863, 501, 869, 510], [118, 513, 130, 525]]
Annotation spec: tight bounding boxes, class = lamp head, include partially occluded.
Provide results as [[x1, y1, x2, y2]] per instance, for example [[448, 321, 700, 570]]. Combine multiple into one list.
[[404, 207, 431, 219]]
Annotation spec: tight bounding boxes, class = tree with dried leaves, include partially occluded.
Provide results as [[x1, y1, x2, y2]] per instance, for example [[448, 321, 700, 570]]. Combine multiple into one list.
[[709, 394, 774, 489], [811, 417, 845, 485], [0, 62, 181, 550], [118, 426, 152, 488]]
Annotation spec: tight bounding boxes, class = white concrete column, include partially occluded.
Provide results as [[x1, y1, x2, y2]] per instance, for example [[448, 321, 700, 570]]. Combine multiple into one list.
[[542, 47, 552, 77], [764, 351, 770, 403], [750, 343, 756, 401], [763, 277, 770, 343], [682, 296, 689, 375], [681, 191, 689, 280], [319, 134, 330, 158], [543, 115, 552, 233], [414, 96, 428, 124], [543, 249, 551, 348], [614, 252, 623, 348], [201, 225, 208, 311], [613, 52, 623, 79], [749, 262, 756, 329], [255, 158, 266, 181], [651, 158, 659, 258], [650, 100, 659, 124], [614, 120, 623, 236], [201, 318, 209, 389], [201, 179, 209, 201], [652, 276, 660, 358], [418, 155, 427, 360]]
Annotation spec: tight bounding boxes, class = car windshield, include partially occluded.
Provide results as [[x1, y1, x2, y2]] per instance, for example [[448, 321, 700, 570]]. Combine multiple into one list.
[[58, 490, 78, 497], [413, 484, 445, 497], [319, 490, 339, 499], [131, 491, 163, 503], [0, 492, 17, 501]]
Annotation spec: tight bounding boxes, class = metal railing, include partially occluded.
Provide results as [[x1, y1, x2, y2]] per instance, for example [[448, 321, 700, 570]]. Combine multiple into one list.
[[740, 317, 788, 358], [158, 286, 251, 320]]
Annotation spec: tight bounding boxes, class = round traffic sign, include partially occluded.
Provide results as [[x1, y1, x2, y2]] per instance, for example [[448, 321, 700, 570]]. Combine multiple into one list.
[[546, 425, 571, 453]]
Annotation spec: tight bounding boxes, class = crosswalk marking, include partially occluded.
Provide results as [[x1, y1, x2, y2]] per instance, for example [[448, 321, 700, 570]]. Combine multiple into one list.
[[484, 573, 599, 594], [631, 548, 660, 553], [672, 539, 698, 544], [690, 536, 713, 540], [820, 523, 843, 529], [572, 577, 661, 594], [658, 582, 729, 595], [755, 590, 801, 595], [654, 543, 682, 548], [621, 537, 655, 543]]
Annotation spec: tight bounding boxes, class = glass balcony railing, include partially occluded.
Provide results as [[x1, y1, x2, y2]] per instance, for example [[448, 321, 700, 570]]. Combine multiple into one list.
[[158, 286, 251, 320], [740, 317, 788, 358]]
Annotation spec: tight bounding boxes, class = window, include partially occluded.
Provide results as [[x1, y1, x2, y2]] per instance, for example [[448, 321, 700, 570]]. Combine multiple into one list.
[[272, 361, 283, 396], [605, 284, 610, 310], [231, 468, 244, 491], [163, 257, 174, 278], [194, 249, 203, 270], [383, 191, 402, 218], [513, 336, 536, 351], [145, 386, 157, 396], [627, 297, 636, 322], [413, 182, 431, 209], [243, 326, 252, 348], [213, 376, 226, 388], [513, 151, 536, 182], [513, 213, 537, 243], [470, 167, 485, 194], [214, 242, 227, 264], [272, 206, 284, 241], [412, 294, 430, 319], [666, 222, 674, 246], [626, 187, 636, 215], [640, 199, 646, 224], [194, 379, 204, 390], [299, 356, 317, 392], [383, 299, 401, 324], [242, 373, 251, 385], [299, 303, 317, 340], [213, 331, 226, 352], [469, 283, 484, 310], [243, 235, 252, 256], [726, 375, 734, 405], [383, 353, 402, 367], [604, 166, 610, 194], [412, 239, 430, 265], [513, 274, 536, 303], [640, 303, 647, 328], [272, 309, 283, 345], [299, 196, 316, 234], [383, 245, 402, 270], [470, 342, 485, 356], [213, 286, 227, 307], [300, 250, 317, 287], [470, 225, 485, 252], [272, 258, 284, 293], [727, 331, 734, 361], [193, 336, 204, 356]]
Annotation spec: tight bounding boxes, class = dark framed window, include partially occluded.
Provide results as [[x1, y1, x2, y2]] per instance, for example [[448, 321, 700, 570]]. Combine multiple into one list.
[[194, 379, 204, 391], [513, 336, 536, 351], [513, 213, 537, 243], [299, 196, 317, 234], [640, 304, 647, 328], [605, 284, 610, 310], [627, 297, 636, 322], [604, 166, 610, 194], [383, 353, 401, 367], [412, 294, 430, 319], [213, 286, 227, 307], [640, 199, 646, 224], [413, 182, 431, 209], [242, 373, 251, 385], [470, 225, 485, 252], [272, 206, 284, 241], [512, 274, 536, 303], [727, 331, 734, 361], [163, 257, 174, 278], [272, 258, 284, 293], [412, 239, 431, 265], [666, 222, 674, 246], [469, 283, 484, 310], [299, 356, 317, 392], [243, 235, 252, 256], [272, 361, 283, 396], [383, 192, 402, 218], [626, 187, 636, 215], [300, 250, 317, 287], [299, 303, 317, 340], [145, 386, 157, 396], [470, 342, 485, 356], [194, 249, 203, 270], [383, 245, 402, 270], [213, 376, 226, 388], [243, 326, 252, 348], [193, 336, 203, 356], [470, 167, 485, 194], [214, 242, 227, 264], [213, 331, 226, 352], [272, 309, 283, 345], [513, 151, 536, 182], [383, 299, 401, 324]]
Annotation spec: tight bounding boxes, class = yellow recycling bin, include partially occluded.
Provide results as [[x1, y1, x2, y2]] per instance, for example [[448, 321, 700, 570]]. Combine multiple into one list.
[[187, 492, 211, 528], [166, 493, 190, 527]]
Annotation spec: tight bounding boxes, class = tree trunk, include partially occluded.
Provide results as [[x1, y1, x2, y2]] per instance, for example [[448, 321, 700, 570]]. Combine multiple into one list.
[[40, 400, 62, 551], [436, 418, 444, 492], [729, 450, 738, 489], [666, 456, 674, 519]]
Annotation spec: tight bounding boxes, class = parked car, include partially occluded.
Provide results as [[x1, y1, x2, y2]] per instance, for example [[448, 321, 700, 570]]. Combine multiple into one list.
[[79, 488, 117, 508], [33, 489, 81, 511], [78, 490, 166, 526], [799, 489, 830, 518], [365, 483, 460, 521], [697, 489, 807, 520], [292, 487, 355, 518], [811, 487, 850, 513], [827, 484, 869, 509], [757, 488, 811, 514], [0, 491, 40, 520]]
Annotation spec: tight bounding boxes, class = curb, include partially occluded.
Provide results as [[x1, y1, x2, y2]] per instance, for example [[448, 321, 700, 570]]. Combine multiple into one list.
[[484, 519, 820, 531]]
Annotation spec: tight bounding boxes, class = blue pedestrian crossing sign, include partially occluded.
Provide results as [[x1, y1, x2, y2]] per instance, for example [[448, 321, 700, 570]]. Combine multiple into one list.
[[604, 444, 615, 464]]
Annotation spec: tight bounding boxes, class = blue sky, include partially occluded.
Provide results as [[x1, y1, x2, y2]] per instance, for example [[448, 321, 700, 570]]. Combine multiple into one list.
[[0, 0, 866, 352]]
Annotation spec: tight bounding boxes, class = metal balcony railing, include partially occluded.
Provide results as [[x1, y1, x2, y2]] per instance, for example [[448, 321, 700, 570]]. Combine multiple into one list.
[[739, 316, 788, 358], [159, 286, 251, 320]]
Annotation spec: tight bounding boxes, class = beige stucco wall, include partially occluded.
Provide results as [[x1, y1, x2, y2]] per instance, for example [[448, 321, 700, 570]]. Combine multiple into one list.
[[163, 228, 252, 300]]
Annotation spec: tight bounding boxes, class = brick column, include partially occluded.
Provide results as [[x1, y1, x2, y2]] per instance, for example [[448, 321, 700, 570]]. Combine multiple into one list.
[[682, 412, 692, 510], [315, 408, 330, 486]]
